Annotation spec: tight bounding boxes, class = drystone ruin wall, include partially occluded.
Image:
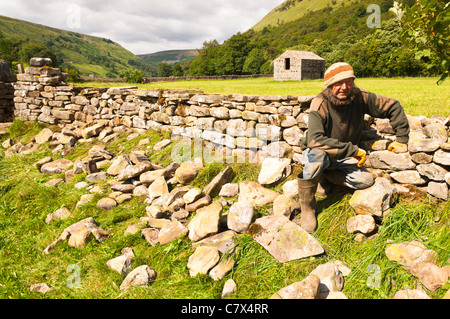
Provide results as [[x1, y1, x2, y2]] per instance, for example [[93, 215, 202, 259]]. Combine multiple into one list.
[[9, 59, 450, 200], [0, 59, 15, 122]]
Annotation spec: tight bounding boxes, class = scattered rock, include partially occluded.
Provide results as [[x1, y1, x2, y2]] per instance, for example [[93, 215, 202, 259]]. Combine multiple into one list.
[[349, 177, 396, 218], [250, 214, 324, 263], [106, 247, 135, 275], [219, 183, 239, 197], [209, 257, 235, 281], [40, 158, 73, 174], [188, 201, 222, 242], [238, 181, 279, 206], [175, 161, 199, 184], [97, 197, 118, 210], [119, 265, 156, 291], [187, 246, 220, 277], [158, 221, 188, 245], [226, 201, 254, 234], [393, 289, 431, 299], [203, 166, 234, 198], [153, 139, 171, 151], [221, 278, 237, 298], [272, 194, 300, 218], [30, 283, 53, 294], [45, 207, 72, 224], [346, 215, 376, 235], [310, 262, 345, 297], [270, 273, 320, 299], [258, 157, 291, 185]]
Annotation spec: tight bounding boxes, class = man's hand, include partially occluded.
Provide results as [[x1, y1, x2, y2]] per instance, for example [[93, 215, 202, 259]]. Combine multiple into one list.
[[353, 149, 367, 167], [388, 141, 408, 153]]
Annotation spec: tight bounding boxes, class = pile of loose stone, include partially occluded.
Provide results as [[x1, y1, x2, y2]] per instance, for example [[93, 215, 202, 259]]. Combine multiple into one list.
[[4, 119, 449, 299]]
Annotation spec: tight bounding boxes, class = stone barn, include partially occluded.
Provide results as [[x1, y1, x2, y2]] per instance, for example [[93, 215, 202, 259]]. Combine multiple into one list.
[[274, 50, 325, 81]]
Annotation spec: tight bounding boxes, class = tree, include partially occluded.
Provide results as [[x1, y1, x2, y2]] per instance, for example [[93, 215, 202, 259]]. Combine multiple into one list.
[[243, 48, 268, 74], [158, 63, 172, 77], [391, 0, 449, 83], [121, 68, 143, 83], [189, 40, 219, 76], [171, 64, 184, 76], [18, 42, 58, 66], [214, 33, 253, 75]]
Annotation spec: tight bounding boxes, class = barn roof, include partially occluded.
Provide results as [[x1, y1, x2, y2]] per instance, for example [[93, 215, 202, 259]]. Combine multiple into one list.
[[276, 50, 325, 60]]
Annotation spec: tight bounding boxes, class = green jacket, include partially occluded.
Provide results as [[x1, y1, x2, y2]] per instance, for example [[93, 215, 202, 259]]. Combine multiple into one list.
[[300, 87, 410, 160]]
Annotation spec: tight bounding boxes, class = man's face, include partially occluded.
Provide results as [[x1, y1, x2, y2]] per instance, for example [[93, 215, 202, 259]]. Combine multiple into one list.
[[331, 78, 354, 99]]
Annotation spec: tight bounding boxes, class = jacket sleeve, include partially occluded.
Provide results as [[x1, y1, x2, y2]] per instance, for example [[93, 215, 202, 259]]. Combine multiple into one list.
[[304, 97, 360, 159], [361, 89, 410, 144]]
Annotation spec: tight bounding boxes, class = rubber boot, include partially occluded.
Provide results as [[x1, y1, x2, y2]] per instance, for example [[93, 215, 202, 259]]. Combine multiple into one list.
[[297, 174, 320, 234]]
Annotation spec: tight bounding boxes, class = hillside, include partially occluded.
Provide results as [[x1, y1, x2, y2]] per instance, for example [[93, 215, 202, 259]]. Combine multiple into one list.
[[246, 0, 396, 55], [188, 0, 438, 78], [138, 49, 199, 66], [0, 15, 158, 77], [252, 0, 348, 31]]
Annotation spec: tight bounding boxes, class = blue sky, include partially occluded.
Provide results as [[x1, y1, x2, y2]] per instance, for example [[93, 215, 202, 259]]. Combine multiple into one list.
[[0, 0, 284, 54]]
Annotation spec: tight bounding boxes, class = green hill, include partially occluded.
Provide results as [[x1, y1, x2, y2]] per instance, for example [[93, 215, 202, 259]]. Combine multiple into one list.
[[188, 0, 439, 78], [0, 15, 158, 77], [246, 0, 396, 57], [138, 49, 199, 66], [252, 0, 350, 31]]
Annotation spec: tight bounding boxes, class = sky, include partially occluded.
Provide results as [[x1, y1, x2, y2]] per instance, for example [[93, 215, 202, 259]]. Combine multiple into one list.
[[0, 0, 285, 55]]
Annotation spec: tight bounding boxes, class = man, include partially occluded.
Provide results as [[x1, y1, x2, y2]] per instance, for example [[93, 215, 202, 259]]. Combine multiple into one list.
[[298, 62, 410, 233]]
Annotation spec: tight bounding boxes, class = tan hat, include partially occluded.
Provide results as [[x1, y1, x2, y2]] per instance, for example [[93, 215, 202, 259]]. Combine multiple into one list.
[[324, 62, 355, 87]]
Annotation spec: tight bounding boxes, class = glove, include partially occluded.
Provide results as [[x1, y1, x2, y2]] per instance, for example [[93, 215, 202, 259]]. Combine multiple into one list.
[[353, 149, 367, 167], [388, 141, 408, 153]]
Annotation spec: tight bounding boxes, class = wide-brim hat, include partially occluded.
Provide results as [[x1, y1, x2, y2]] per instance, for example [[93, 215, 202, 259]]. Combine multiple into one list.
[[324, 62, 356, 87]]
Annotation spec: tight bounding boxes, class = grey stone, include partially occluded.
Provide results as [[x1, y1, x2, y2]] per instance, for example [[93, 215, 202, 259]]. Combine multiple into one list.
[[250, 214, 324, 263]]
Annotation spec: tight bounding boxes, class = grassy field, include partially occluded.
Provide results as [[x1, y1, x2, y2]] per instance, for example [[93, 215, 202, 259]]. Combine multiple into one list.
[[0, 119, 449, 301], [79, 77, 450, 118]]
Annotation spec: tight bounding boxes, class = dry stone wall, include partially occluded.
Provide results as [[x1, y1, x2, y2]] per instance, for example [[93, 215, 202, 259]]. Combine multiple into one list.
[[0, 59, 16, 122], [10, 60, 450, 200]]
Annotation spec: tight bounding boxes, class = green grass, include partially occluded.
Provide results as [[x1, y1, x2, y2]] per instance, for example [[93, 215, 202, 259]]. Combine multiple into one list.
[[0, 118, 449, 300], [252, 0, 347, 31], [79, 77, 450, 117]]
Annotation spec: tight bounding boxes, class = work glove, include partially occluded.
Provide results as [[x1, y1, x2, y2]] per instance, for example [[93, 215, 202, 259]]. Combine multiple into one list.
[[353, 148, 367, 167], [388, 141, 408, 153]]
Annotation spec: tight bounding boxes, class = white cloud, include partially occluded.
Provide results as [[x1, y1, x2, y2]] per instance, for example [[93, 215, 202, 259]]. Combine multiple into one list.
[[0, 0, 284, 54]]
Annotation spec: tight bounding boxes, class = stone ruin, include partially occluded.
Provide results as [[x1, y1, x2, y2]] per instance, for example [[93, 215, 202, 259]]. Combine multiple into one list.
[[0, 59, 15, 122], [3, 58, 450, 299]]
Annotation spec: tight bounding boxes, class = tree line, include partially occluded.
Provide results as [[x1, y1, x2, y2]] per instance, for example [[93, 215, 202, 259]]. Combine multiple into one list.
[[159, 0, 445, 81]]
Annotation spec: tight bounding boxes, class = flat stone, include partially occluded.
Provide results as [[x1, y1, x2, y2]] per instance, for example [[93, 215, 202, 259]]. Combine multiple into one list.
[[97, 197, 118, 210], [187, 246, 220, 277], [227, 201, 254, 234], [238, 181, 279, 206], [270, 273, 320, 299], [40, 158, 73, 174], [119, 265, 156, 291], [258, 157, 291, 185], [106, 248, 134, 275], [158, 221, 188, 245], [203, 166, 234, 198], [346, 215, 376, 234], [187, 201, 222, 242], [250, 214, 324, 263], [349, 177, 396, 218], [368, 150, 416, 170]]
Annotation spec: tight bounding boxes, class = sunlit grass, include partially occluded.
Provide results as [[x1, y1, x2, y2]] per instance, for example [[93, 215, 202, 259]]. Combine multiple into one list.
[[0, 120, 449, 300]]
